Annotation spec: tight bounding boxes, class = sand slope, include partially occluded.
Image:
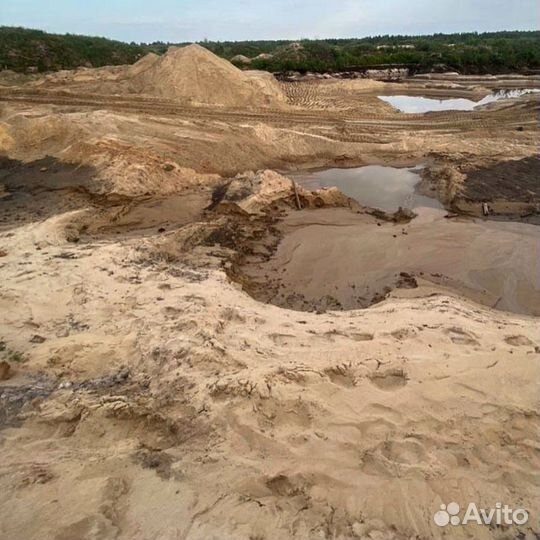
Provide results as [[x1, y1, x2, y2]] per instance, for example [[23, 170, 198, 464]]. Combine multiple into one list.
[[124, 44, 286, 107]]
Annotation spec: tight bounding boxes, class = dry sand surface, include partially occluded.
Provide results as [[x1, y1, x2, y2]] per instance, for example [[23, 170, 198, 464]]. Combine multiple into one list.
[[0, 46, 539, 540]]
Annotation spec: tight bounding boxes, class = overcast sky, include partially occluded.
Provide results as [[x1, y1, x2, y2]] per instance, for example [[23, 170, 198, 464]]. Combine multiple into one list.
[[1, 0, 539, 42]]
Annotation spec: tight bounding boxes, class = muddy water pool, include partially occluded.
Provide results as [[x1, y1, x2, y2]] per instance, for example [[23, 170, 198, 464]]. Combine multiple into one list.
[[290, 165, 441, 212]]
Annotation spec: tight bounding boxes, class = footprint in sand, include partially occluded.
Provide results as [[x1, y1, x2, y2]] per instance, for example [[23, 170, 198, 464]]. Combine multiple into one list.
[[390, 328, 416, 341], [361, 437, 437, 478], [323, 330, 374, 343], [369, 368, 409, 391], [380, 438, 429, 465], [325, 364, 358, 388], [504, 335, 535, 347], [265, 474, 301, 497], [268, 333, 297, 346], [445, 326, 480, 346], [350, 332, 375, 342]]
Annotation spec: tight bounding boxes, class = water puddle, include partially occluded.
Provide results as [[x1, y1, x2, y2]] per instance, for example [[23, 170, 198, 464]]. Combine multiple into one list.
[[378, 88, 540, 113], [291, 165, 441, 212]]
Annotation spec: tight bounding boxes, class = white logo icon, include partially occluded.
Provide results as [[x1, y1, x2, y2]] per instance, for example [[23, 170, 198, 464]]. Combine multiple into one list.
[[434, 502, 460, 526]]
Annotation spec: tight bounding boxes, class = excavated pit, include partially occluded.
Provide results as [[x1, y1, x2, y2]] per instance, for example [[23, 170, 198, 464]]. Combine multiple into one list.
[[224, 166, 540, 316]]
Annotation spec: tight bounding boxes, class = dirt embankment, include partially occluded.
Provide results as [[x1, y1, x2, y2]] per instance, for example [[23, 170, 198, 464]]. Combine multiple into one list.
[[419, 156, 540, 220]]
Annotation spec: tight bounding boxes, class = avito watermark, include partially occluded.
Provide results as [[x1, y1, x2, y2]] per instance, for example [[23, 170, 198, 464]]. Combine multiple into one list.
[[434, 502, 529, 527]]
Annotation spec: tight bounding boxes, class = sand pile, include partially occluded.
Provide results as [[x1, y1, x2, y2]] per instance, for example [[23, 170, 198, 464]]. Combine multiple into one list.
[[125, 44, 286, 107], [26, 46, 286, 108], [254, 52, 274, 61], [27, 54, 158, 89], [32, 64, 127, 87], [124, 52, 160, 77]]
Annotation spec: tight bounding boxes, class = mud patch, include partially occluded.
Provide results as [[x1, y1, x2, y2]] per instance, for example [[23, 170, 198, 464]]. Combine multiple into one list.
[[452, 156, 540, 221], [464, 156, 540, 203], [0, 156, 99, 232], [235, 207, 540, 316], [88, 191, 212, 238], [133, 448, 178, 480], [0, 378, 56, 429]]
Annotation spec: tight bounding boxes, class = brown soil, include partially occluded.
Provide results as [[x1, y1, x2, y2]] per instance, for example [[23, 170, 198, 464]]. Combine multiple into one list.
[[463, 155, 540, 202]]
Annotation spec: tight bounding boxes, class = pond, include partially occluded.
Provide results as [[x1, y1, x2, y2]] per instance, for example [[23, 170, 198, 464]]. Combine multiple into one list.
[[290, 165, 442, 212], [378, 88, 540, 113]]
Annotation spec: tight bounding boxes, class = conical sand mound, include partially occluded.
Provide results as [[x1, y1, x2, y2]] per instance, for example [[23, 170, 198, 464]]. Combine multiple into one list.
[[125, 52, 160, 77], [126, 44, 286, 108]]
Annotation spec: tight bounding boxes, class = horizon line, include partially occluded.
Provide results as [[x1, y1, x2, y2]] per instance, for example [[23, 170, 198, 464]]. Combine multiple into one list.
[[2, 25, 539, 46]]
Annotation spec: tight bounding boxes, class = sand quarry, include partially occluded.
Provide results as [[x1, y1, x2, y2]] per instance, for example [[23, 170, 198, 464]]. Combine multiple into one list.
[[0, 44, 539, 540]]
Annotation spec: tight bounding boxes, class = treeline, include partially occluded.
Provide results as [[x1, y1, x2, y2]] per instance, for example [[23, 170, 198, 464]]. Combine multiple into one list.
[[0, 27, 145, 72], [1, 26, 539, 75], [204, 31, 540, 74]]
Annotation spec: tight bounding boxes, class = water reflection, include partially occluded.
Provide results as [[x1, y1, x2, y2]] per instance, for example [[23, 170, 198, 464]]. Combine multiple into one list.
[[378, 89, 540, 113], [291, 165, 442, 212]]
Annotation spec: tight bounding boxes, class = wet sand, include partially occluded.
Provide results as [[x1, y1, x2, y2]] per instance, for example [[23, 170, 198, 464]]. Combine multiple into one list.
[[241, 207, 540, 315]]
